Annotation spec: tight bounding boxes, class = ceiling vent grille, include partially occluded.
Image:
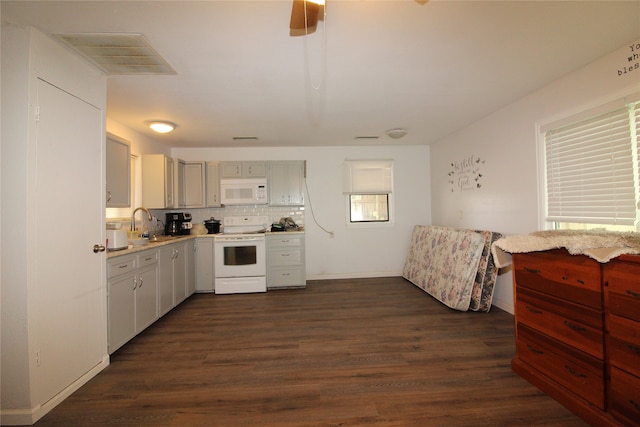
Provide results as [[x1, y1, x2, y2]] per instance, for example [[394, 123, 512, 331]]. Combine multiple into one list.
[[54, 33, 176, 75]]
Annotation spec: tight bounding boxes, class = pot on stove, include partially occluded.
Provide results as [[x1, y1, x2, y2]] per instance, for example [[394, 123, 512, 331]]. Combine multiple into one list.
[[204, 217, 221, 234]]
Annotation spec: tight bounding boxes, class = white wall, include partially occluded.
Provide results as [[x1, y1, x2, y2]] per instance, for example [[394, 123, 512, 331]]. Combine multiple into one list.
[[430, 39, 640, 314], [173, 145, 431, 279]]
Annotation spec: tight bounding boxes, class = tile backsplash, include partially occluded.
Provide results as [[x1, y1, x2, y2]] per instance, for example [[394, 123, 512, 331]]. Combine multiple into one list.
[[148, 206, 305, 234]]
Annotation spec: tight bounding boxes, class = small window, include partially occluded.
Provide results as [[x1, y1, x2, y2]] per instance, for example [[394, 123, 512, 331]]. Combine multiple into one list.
[[349, 194, 389, 222], [343, 160, 393, 226]]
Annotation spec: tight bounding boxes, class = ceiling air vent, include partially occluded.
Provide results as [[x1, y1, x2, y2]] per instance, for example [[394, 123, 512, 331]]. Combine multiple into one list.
[[54, 33, 176, 75]]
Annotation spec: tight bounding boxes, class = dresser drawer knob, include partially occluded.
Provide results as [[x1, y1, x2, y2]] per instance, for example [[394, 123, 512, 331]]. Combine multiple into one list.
[[565, 365, 587, 379], [628, 344, 640, 355], [526, 344, 544, 355], [563, 320, 587, 332], [525, 305, 543, 314], [626, 289, 640, 298]]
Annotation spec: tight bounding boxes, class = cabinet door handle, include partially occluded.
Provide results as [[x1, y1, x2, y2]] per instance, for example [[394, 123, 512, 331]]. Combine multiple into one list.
[[525, 305, 543, 314], [564, 365, 587, 379], [626, 289, 640, 298], [133, 278, 138, 290], [563, 320, 587, 332], [524, 267, 540, 274], [526, 344, 544, 355], [106, 190, 112, 202], [139, 275, 143, 288]]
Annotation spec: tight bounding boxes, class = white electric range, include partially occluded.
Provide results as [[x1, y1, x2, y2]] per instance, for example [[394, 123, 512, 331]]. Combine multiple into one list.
[[213, 216, 268, 294]]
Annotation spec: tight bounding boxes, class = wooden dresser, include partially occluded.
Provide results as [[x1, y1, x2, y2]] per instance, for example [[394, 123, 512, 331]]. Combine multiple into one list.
[[512, 249, 640, 427]]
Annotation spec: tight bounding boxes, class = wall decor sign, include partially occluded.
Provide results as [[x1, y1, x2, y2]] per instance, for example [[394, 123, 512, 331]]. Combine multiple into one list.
[[618, 42, 639, 77], [448, 155, 485, 192]]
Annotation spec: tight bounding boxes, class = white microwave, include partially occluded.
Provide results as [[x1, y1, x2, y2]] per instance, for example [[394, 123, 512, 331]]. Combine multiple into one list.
[[220, 178, 268, 205]]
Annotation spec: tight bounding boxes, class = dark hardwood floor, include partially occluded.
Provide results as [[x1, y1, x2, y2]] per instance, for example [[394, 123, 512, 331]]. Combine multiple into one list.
[[33, 277, 587, 426]]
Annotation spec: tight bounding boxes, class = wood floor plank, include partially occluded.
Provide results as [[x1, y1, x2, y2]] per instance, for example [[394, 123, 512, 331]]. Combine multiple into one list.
[[32, 277, 588, 426]]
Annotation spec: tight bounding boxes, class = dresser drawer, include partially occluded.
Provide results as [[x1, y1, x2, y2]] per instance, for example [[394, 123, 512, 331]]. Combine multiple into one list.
[[607, 314, 640, 378], [513, 250, 602, 309], [516, 323, 605, 409], [609, 366, 640, 426], [107, 255, 136, 279], [516, 286, 603, 359], [604, 260, 640, 322]]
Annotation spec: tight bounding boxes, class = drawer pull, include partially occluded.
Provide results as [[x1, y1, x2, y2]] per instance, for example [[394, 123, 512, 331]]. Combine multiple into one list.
[[524, 267, 540, 274], [628, 344, 640, 355], [563, 320, 587, 332], [564, 365, 587, 379], [525, 305, 543, 314], [526, 344, 544, 355], [576, 279, 585, 285], [629, 400, 640, 411], [119, 264, 129, 269], [144, 256, 153, 261], [626, 289, 640, 298]]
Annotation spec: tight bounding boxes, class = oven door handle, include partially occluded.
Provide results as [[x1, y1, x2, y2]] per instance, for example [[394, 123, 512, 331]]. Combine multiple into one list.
[[216, 237, 264, 243]]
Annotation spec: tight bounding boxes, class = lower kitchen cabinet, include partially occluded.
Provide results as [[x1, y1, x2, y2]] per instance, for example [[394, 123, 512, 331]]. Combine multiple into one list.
[[195, 237, 215, 292], [159, 240, 196, 313], [267, 233, 306, 289], [107, 249, 159, 354]]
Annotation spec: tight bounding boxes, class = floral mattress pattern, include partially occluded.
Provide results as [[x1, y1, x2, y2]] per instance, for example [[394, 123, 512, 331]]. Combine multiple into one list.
[[402, 225, 502, 312]]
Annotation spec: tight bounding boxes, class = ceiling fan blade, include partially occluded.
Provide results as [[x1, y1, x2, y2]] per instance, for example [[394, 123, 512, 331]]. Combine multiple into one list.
[[290, 0, 319, 32]]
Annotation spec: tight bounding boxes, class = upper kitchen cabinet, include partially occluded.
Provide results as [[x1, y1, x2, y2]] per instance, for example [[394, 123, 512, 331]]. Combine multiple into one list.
[[142, 154, 175, 209], [220, 161, 267, 178], [106, 133, 130, 207], [269, 161, 305, 206], [180, 161, 206, 208], [206, 162, 221, 207]]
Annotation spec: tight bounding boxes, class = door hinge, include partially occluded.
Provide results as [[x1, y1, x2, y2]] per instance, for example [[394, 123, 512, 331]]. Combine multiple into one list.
[[35, 106, 41, 122]]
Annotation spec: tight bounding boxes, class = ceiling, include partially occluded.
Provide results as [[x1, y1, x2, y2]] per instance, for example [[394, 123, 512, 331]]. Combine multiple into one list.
[[3, 0, 640, 148]]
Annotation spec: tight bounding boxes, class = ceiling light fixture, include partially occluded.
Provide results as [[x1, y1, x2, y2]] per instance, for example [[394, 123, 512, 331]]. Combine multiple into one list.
[[386, 128, 408, 139], [148, 121, 176, 134]]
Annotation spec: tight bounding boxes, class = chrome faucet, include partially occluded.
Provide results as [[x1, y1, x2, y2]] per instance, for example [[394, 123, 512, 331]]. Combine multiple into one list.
[[131, 207, 152, 231]]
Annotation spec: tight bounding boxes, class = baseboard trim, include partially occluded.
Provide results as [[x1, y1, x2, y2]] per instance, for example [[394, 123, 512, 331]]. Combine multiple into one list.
[[306, 271, 403, 281]]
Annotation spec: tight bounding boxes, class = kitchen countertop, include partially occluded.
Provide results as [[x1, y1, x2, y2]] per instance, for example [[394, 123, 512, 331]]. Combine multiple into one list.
[[106, 229, 305, 259]]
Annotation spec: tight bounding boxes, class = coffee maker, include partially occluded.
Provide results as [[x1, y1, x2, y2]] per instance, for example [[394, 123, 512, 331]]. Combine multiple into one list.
[[165, 212, 193, 236]]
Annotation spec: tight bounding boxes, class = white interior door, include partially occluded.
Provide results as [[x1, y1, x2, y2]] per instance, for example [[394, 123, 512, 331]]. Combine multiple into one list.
[[32, 79, 105, 404]]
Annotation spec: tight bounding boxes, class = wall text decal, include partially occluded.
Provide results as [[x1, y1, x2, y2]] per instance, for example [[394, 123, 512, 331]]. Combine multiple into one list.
[[618, 42, 639, 77], [448, 155, 485, 192]]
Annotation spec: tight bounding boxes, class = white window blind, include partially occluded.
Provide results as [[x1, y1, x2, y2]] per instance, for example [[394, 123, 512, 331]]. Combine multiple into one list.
[[343, 160, 393, 194], [545, 105, 637, 226]]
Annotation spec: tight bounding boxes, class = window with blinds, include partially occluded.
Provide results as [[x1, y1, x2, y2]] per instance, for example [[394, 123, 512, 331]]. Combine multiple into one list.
[[543, 99, 639, 231], [343, 160, 394, 225]]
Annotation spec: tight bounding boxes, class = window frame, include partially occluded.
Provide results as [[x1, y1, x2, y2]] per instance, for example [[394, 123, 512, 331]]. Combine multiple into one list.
[[343, 159, 394, 228], [537, 93, 640, 232]]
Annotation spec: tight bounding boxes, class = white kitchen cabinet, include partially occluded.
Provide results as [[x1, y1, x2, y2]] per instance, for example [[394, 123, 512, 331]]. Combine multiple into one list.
[[142, 154, 175, 209], [267, 233, 306, 289], [159, 241, 189, 313], [185, 161, 206, 207], [206, 161, 221, 207], [106, 133, 130, 207], [220, 161, 267, 178], [107, 249, 159, 354], [269, 161, 305, 206], [158, 246, 176, 315], [135, 251, 159, 332], [186, 240, 196, 297], [177, 158, 186, 208], [195, 237, 215, 292]]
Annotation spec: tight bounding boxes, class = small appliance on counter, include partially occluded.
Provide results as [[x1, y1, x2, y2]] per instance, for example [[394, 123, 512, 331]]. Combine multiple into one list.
[[204, 217, 221, 234], [106, 222, 128, 251], [165, 212, 192, 236]]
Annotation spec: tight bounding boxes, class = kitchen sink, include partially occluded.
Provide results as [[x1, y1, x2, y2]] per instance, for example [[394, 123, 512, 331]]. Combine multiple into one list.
[[148, 235, 181, 243]]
